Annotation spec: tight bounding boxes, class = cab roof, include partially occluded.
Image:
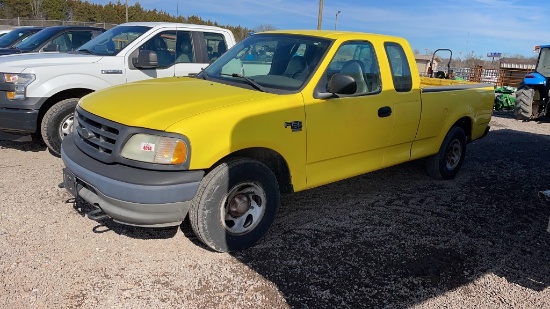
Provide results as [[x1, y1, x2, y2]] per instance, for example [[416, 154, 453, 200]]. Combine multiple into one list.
[[119, 22, 229, 32], [258, 29, 404, 42]]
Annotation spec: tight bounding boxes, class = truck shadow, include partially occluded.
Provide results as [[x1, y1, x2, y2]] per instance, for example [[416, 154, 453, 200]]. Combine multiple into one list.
[[228, 127, 550, 308], [0, 135, 47, 153]]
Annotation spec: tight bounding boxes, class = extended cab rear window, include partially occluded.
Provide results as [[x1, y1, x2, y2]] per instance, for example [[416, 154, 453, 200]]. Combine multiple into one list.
[[384, 42, 412, 92]]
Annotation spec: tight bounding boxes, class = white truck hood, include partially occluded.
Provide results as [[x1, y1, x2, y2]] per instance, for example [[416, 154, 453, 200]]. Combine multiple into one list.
[[0, 53, 103, 73]]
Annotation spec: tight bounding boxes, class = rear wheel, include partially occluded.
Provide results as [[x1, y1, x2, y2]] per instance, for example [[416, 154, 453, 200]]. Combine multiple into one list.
[[188, 157, 280, 252], [514, 83, 541, 120], [425, 126, 467, 180], [41, 98, 78, 156]]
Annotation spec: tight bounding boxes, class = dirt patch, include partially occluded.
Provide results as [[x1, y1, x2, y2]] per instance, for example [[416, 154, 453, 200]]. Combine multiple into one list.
[[1, 111, 549, 308]]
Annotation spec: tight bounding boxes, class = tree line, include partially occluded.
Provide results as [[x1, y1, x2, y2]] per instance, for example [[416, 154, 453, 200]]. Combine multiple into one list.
[[0, 0, 254, 41]]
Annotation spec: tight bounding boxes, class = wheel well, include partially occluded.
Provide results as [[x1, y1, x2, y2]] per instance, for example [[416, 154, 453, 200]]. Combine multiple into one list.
[[452, 117, 472, 141], [37, 88, 94, 131], [212, 148, 294, 194], [531, 84, 547, 100], [530, 85, 548, 116]]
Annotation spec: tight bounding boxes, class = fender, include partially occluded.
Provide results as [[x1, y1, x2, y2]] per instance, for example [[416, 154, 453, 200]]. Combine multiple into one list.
[[166, 94, 308, 191], [27, 73, 119, 98], [523, 72, 546, 86]]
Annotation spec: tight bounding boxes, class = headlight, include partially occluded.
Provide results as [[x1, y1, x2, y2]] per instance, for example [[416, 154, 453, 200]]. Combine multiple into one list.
[[3, 73, 35, 100], [121, 134, 188, 165]]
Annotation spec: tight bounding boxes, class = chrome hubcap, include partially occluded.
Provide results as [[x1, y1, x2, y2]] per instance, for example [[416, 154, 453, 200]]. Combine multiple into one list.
[[59, 115, 74, 139], [445, 139, 462, 170], [223, 182, 266, 235]]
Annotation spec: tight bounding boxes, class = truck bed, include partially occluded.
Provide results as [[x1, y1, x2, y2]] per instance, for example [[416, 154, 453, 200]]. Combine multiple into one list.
[[410, 77, 495, 161]]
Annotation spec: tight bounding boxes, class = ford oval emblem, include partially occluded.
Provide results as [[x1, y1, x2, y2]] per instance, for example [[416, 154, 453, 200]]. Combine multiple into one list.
[[81, 128, 93, 139]]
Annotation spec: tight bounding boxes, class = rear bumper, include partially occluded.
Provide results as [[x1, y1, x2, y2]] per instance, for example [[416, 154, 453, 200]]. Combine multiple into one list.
[[61, 134, 204, 227]]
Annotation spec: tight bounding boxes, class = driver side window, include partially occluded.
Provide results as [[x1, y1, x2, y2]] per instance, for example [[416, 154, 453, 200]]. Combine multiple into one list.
[[324, 41, 381, 95], [138, 31, 176, 68], [50, 34, 71, 52], [137, 31, 196, 68]]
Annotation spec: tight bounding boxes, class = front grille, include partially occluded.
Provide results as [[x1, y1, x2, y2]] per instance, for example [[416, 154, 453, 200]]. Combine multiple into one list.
[[74, 106, 124, 163], [72, 105, 191, 171]]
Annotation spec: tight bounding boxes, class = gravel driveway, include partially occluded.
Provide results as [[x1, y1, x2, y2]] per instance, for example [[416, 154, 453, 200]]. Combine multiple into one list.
[[1, 111, 549, 308]]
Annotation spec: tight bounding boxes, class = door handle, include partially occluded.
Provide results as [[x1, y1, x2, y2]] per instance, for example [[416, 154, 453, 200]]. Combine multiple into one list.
[[378, 106, 392, 118]]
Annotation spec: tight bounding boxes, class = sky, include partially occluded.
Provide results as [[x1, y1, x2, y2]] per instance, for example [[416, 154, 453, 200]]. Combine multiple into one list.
[[90, 0, 550, 59]]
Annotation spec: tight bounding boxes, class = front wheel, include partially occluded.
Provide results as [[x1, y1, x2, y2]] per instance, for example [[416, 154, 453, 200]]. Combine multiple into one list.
[[41, 98, 79, 156], [188, 157, 280, 252], [425, 126, 467, 180]]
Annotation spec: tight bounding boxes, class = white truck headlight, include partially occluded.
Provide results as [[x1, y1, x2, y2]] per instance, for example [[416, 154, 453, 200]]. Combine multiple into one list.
[[121, 134, 188, 165], [4, 73, 35, 100]]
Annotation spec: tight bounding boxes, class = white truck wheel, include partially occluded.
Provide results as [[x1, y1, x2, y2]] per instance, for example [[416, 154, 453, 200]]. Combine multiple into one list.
[[41, 98, 79, 156]]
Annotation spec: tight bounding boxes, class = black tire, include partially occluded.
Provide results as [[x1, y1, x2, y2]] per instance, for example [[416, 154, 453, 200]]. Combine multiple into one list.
[[30, 132, 46, 146], [425, 126, 467, 180], [188, 157, 280, 252], [41, 98, 78, 156], [514, 83, 537, 120]]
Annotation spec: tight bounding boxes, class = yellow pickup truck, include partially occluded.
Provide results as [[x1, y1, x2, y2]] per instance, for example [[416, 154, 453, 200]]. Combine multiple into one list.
[[61, 30, 494, 252]]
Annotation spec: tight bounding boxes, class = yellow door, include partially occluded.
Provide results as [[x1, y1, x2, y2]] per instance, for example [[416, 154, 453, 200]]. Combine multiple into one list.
[[304, 41, 394, 188]]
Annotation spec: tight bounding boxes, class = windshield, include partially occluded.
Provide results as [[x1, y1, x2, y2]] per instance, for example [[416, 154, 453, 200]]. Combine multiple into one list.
[[203, 34, 332, 93], [76, 25, 150, 56], [536, 48, 550, 77], [14, 27, 64, 51], [0, 28, 38, 48]]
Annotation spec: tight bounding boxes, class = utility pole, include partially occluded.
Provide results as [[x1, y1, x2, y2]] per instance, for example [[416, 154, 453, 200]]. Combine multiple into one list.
[[126, 0, 129, 23], [317, 0, 323, 30]]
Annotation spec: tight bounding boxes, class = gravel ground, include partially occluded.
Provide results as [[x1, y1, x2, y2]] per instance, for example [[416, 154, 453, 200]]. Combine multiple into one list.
[[1, 111, 549, 308]]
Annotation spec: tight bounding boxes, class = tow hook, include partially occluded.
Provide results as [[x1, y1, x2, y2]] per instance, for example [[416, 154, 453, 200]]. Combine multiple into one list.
[[87, 208, 110, 221]]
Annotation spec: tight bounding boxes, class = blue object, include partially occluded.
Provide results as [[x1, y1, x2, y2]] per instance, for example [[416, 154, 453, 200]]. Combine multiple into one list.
[[523, 71, 546, 85]]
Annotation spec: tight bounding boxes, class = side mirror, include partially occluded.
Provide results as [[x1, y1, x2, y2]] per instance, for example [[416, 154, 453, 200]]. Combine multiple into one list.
[[43, 44, 59, 52], [329, 73, 357, 94], [133, 50, 158, 69]]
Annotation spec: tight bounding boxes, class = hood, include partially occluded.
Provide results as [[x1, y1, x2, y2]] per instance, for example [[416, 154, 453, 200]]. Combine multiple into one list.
[[0, 53, 103, 73], [79, 77, 275, 131]]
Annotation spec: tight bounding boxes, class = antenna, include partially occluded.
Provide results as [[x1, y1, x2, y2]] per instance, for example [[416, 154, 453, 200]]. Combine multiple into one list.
[[174, 3, 178, 77]]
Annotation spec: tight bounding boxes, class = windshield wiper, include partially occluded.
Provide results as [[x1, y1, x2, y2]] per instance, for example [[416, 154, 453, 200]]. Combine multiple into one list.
[[76, 49, 94, 55], [220, 73, 267, 92], [194, 68, 208, 80], [188, 67, 209, 80]]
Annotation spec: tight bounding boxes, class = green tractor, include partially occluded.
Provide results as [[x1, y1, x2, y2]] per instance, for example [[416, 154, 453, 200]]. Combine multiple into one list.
[[514, 45, 550, 120]]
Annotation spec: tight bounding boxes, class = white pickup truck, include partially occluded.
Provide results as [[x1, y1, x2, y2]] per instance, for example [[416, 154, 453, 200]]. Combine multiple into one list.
[[0, 22, 236, 155]]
